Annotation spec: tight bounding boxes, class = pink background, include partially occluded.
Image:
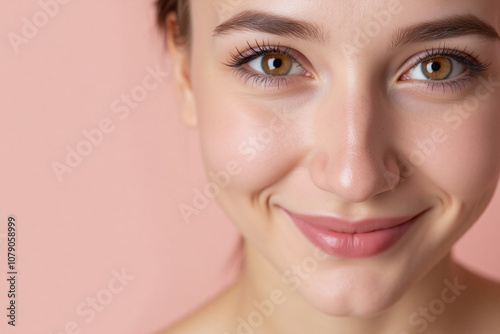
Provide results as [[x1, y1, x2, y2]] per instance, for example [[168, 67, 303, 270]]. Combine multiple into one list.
[[0, 1, 498, 333]]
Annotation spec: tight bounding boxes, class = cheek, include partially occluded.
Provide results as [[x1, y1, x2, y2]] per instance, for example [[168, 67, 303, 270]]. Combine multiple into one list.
[[195, 92, 307, 194], [414, 103, 500, 199]]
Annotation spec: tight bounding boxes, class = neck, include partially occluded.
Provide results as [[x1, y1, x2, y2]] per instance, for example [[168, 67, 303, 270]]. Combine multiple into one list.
[[230, 242, 467, 334]]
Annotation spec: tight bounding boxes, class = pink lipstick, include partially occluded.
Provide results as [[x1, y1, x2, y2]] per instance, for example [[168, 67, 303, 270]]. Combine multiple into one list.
[[282, 208, 424, 258]]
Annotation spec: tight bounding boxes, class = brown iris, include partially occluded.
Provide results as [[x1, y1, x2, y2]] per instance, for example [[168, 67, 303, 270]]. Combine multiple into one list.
[[422, 57, 453, 80], [261, 53, 293, 76]]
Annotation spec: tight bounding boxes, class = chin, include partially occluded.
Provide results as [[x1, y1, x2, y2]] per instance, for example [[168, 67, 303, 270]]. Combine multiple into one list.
[[293, 266, 411, 317]]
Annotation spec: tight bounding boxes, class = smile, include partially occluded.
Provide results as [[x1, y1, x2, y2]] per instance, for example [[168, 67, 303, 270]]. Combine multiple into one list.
[[281, 208, 426, 258]]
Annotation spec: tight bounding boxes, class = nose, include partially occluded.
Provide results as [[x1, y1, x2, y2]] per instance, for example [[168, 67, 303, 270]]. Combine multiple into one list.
[[308, 92, 400, 203]]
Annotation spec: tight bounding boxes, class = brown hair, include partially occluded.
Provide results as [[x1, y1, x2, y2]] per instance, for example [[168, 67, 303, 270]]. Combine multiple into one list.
[[156, 0, 191, 46]]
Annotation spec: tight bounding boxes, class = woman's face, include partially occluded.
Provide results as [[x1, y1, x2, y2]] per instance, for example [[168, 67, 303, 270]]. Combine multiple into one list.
[[172, 0, 500, 316]]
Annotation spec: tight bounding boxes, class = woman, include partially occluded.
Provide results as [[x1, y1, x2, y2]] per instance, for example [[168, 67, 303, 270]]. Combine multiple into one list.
[[156, 0, 500, 333]]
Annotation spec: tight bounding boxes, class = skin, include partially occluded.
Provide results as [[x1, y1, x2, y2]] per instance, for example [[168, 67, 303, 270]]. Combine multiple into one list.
[[160, 0, 500, 333]]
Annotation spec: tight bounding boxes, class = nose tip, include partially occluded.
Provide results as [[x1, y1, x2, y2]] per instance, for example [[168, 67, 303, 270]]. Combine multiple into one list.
[[308, 86, 401, 203], [310, 149, 400, 203]]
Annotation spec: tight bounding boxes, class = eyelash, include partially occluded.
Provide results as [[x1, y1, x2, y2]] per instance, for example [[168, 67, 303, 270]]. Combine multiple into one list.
[[224, 39, 304, 89], [224, 40, 491, 93]]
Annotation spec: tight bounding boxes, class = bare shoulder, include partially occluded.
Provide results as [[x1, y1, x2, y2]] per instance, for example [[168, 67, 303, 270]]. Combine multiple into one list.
[[157, 281, 242, 334]]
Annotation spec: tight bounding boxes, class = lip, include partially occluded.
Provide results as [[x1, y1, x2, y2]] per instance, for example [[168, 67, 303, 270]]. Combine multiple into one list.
[[281, 208, 425, 258]]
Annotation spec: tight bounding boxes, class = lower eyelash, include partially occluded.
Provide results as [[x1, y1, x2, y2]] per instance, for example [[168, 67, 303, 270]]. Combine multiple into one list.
[[422, 75, 473, 94], [233, 67, 292, 90]]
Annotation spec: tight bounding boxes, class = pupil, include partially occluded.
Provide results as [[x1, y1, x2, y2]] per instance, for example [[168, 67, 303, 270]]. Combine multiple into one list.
[[273, 58, 282, 68], [431, 62, 441, 72]]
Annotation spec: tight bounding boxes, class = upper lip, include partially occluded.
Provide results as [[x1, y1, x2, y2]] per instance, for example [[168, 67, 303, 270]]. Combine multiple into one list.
[[282, 208, 425, 233]]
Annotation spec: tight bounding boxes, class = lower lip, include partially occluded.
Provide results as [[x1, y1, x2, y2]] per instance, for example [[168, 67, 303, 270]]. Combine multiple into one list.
[[285, 211, 420, 258]]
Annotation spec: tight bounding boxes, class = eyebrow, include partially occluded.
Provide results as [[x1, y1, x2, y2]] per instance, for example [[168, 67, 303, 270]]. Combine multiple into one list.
[[214, 11, 500, 50], [213, 10, 328, 45], [390, 14, 500, 48]]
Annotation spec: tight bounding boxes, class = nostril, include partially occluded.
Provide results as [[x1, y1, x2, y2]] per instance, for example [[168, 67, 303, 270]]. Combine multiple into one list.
[[383, 158, 402, 191]]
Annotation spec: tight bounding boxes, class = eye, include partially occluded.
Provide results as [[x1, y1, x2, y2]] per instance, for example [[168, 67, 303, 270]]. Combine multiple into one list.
[[397, 46, 491, 94], [223, 40, 314, 89], [248, 53, 304, 76], [406, 57, 466, 81]]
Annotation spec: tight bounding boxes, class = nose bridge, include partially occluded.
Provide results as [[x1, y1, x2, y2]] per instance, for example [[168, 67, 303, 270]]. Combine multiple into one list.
[[309, 87, 399, 203]]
